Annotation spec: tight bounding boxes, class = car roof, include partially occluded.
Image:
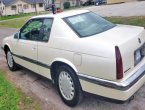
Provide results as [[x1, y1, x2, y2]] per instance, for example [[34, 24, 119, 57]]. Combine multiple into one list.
[[31, 10, 90, 19]]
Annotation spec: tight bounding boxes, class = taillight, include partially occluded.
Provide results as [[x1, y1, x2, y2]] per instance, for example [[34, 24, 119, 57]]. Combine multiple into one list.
[[115, 46, 123, 80]]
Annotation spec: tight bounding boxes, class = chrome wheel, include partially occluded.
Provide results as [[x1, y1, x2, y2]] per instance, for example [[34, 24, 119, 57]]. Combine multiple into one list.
[[7, 51, 13, 68], [58, 71, 75, 101]]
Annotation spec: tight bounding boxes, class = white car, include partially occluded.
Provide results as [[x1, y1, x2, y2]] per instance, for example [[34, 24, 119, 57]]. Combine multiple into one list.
[[2, 10, 145, 107]]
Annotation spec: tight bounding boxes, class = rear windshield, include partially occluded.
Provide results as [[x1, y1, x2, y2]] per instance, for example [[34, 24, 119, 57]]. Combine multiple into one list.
[[64, 12, 116, 38]]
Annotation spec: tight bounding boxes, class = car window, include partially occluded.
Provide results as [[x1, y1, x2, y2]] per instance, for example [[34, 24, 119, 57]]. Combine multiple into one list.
[[39, 18, 53, 42], [20, 19, 43, 41], [64, 12, 116, 38]]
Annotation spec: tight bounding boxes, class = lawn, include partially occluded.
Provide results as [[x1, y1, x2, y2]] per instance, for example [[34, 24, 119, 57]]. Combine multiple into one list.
[[0, 70, 20, 110], [0, 70, 40, 110], [0, 17, 30, 28], [106, 16, 145, 28], [0, 16, 145, 29], [0, 13, 37, 21]]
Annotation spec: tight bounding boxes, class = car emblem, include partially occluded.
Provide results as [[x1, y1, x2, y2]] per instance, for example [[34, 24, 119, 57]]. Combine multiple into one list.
[[138, 38, 141, 44]]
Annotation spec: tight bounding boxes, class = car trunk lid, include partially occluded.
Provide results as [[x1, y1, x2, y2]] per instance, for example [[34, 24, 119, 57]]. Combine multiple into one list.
[[99, 24, 145, 79], [85, 24, 145, 80]]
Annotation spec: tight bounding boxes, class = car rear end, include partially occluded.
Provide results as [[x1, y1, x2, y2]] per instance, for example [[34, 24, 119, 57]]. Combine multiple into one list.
[[79, 25, 145, 101]]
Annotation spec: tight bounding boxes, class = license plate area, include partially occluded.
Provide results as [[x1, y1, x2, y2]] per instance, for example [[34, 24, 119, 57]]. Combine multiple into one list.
[[134, 43, 145, 66]]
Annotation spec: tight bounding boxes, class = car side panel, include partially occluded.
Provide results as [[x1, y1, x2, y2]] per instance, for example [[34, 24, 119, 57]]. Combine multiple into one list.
[[79, 54, 116, 80], [37, 42, 74, 79], [49, 17, 117, 80], [12, 39, 39, 73]]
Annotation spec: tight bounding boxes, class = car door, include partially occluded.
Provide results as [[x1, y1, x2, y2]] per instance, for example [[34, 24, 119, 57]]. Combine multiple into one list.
[[14, 18, 43, 73], [37, 18, 53, 78]]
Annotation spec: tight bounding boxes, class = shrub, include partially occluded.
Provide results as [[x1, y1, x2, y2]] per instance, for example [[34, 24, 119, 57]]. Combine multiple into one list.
[[63, 2, 70, 9]]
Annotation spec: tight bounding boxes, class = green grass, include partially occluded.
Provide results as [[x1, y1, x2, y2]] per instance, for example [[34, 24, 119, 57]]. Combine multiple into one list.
[[0, 11, 50, 21], [106, 16, 145, 28], [0, 70, 40, 110], [0, 70, 20, 110], [1, 14, 145, 29], [0, 13, 37, 21], [19, 94, 40, 110], [0, 16, 30, 28]]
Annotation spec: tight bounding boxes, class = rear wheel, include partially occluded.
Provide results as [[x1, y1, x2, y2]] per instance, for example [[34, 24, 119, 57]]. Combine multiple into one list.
[[6, 50, 18, 71], [56, 65, 83, 107]]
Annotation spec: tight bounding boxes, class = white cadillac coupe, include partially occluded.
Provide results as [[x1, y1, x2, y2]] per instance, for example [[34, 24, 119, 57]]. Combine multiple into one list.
[[2, 10, 145, 107]]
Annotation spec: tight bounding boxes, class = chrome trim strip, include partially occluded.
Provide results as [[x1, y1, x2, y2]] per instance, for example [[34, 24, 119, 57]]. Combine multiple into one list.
[[12, 53, 51, 69], [78, 64, 145, 91]]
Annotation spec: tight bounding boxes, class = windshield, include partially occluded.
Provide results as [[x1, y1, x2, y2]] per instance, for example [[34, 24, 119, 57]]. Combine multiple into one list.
[[64, 12, 116, 38]]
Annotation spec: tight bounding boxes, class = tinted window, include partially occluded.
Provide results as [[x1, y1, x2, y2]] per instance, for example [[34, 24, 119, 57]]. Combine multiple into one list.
[[20, 19, 43, 41], [64, 12, 116, 38], [39, 19, 53, 42], [20, 18, 53, 42]]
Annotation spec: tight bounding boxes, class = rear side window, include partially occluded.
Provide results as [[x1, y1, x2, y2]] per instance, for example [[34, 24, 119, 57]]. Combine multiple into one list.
[[64, 12, 115, 38], [39, 18, 53, 42]]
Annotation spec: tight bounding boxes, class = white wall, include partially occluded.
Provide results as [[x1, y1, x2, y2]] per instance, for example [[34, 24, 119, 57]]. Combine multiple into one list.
[[4, 0, 45, 16], [0, 1, 6, 16]]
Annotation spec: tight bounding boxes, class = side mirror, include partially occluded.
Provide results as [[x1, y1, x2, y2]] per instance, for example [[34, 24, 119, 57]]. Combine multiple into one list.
[[14, 32, 19, 39]]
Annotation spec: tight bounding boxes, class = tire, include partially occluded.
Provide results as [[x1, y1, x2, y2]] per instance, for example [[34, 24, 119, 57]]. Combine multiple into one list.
[[6, 50, 18, 71], [56, 65, 83, 107]]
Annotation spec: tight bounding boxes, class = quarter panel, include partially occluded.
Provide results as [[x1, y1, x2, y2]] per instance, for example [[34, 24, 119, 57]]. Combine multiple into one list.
[[79, 54, 116, 80]]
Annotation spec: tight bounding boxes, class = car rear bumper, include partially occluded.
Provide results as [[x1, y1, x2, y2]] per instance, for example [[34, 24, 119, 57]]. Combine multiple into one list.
[[78, 63, 145, 101]]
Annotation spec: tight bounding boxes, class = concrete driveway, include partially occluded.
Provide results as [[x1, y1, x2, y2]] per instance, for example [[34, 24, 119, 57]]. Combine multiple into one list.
[[1, 26, 145, 110], [82, 1, 145, 17]]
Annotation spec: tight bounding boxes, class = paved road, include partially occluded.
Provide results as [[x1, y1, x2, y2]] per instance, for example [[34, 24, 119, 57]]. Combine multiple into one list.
[[1, 26, 145, 110], [82, 1, 145, 17]]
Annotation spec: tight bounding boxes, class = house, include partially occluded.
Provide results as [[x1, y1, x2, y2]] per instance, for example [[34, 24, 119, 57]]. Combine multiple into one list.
[[54, 0, 137, 8], [49, 0, 77, 9], [106, 0, 137, 4], [0, 0, 5, 16], [0, 0, 45, 16]]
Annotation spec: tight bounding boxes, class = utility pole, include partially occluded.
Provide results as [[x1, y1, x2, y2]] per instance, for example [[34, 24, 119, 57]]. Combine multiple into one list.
[[52, 0, 56, 14]]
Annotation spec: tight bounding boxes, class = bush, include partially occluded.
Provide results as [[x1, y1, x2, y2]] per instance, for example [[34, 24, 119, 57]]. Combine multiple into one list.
[[63, 2, 70, 9]]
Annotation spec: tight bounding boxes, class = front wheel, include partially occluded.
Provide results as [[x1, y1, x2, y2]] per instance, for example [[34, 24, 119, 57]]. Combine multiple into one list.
[[6, 50, 18, 71], [56, 65, 83, 107]]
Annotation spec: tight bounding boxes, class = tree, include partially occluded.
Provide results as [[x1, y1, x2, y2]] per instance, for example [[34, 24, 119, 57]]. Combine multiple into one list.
[[34, 0, 38, 15]]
